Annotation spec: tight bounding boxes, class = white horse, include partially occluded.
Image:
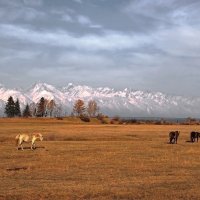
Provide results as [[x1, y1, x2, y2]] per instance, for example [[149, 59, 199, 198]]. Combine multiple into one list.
[[15, 133, 43, 150]]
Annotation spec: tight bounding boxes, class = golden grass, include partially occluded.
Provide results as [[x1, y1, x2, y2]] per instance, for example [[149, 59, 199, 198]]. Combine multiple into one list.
[[0, 118, 200, 200]]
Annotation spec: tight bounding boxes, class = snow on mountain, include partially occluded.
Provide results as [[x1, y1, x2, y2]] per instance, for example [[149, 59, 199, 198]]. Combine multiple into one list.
[[0, 86, 30, 104], [0, 82, 200, 117], [27, 82, 66, 104]]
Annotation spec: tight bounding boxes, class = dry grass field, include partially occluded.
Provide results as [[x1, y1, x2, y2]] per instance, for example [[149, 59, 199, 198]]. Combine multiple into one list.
[[0, 118, 200, 200]]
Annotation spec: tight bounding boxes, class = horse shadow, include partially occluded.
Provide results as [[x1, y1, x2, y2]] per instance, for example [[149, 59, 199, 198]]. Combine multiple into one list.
[[166, 140, 179, 144], [19, 146, 45, 150], [185, 140, 193, 143]]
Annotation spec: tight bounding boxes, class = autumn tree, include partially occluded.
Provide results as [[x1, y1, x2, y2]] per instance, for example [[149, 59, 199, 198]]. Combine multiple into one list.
[[4, 96, 15, 117], [87, 100, 99, 117], [46, 99, 56, 117], [73, 99, 85, 117], [23, 104, 31, 117]]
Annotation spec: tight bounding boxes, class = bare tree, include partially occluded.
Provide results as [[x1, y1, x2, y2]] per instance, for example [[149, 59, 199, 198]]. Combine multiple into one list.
[[29, 102, 36, 117], [87, 100, 99, 117], [55, 105, 62, 117]]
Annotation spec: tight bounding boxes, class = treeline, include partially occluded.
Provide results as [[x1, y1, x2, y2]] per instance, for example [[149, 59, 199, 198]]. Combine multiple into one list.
[[4, 96, 58, 118], [4, 96, 101, 120], [110, 117, 200, 125], [4, 97, 21, 117]]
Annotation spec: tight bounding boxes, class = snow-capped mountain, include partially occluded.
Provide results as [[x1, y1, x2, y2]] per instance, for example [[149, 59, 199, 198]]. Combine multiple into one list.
[[0, 82, 200, 118]]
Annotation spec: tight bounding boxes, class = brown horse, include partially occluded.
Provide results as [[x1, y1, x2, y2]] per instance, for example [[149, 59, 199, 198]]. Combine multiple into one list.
[[15, 133, 43, 150], [190, 131, 200, 143], [169, 131, 180, 144]]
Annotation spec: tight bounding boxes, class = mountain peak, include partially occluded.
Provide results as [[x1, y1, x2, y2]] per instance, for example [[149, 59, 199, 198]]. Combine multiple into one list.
[[31, 82, 56, 92], [62, 83, 75, 90], [0, 83, 200, 117]]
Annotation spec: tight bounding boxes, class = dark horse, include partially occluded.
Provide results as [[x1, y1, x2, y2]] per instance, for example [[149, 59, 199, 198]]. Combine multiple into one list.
[[190, 131, 200, 143], [169, 131, 180, 144]]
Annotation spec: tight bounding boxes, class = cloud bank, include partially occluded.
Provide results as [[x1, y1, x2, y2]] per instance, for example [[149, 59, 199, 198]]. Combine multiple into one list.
[[0, 0, 200, 96]]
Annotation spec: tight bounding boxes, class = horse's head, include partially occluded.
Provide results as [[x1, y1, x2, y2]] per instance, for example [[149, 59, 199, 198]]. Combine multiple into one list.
[[34, 133, 43, 141], [38, 133, 43, 141]]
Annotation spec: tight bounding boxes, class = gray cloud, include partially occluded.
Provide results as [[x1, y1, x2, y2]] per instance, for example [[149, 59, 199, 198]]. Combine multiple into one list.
[[0, 0, 200, 96], [73, 0, 82, 4], [0, 24, 150, 51], [23, 0, 43, 7]]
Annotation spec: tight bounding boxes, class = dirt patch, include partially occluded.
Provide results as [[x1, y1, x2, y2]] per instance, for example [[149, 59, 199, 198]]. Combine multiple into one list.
[[6, 167, 28, 171]]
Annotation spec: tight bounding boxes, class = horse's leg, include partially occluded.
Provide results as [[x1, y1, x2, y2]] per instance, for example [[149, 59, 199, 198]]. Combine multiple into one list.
[[19, 139, 24, 150], [176, 136, 178, 144], [20, 143, 24, 151], [31, 141, 35, 150], [16, 141, 20, 150], [169, 135, 173, 144]]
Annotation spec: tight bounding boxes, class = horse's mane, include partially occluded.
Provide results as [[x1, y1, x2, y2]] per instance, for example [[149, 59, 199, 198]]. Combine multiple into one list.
[[32, 133, 42, 137]]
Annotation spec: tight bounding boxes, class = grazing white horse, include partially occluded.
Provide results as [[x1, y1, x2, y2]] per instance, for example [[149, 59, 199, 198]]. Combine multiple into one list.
[[15, 133, 43, 150]]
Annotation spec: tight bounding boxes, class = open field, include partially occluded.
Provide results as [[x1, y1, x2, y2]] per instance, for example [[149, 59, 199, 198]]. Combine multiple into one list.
[[0, 118, 200, 200]]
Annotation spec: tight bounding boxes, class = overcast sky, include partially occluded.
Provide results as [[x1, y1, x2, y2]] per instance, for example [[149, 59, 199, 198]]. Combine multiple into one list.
[[0, 0, 200, 96]]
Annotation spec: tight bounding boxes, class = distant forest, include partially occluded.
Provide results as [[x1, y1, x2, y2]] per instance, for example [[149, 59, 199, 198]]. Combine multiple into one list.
[[4, 96, 101, 121], [3, 96, 200, 125]]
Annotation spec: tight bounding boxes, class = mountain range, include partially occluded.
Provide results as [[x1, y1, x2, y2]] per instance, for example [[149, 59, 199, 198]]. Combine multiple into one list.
[[0, 82, 200, 118]]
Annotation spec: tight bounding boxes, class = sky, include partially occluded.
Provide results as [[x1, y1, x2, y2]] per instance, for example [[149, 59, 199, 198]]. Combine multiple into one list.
[[0, 0, 200, 96]]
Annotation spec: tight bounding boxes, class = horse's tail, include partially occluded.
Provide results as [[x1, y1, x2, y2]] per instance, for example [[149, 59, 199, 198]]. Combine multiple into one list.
[[15, 134, 20, 146]]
